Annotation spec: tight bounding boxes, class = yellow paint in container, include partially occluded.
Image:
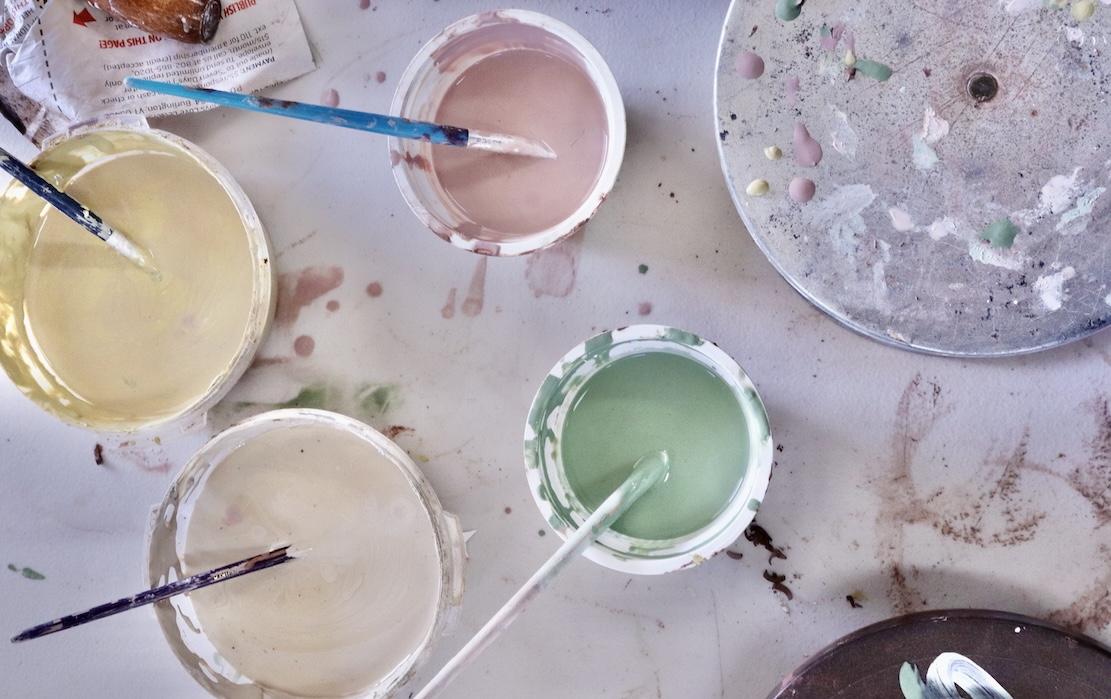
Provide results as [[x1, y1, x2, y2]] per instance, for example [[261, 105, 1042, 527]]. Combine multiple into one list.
[[0, 119, 273, 433]]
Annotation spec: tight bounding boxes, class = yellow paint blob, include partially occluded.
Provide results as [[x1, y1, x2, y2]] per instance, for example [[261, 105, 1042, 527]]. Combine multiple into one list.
[[746, 179, 770, 196], [1072, 0, 1096, 21], [764, 146, 783, 160]]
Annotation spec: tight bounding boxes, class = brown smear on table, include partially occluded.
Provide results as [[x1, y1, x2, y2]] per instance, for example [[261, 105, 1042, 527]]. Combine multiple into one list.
[[874, 376, 1111, 624], [276, 267, 344, 327]]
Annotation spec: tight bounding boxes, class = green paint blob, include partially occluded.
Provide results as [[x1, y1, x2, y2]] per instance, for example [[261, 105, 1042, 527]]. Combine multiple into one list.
[[276, 383, 334, 410], [638, 264, 649, 274], [8, 564, 45, 580], [776, 0, 803, 21], [854, 59, 892, 82], [560, 351, 749, 540], [980, 219, 1020, 248]]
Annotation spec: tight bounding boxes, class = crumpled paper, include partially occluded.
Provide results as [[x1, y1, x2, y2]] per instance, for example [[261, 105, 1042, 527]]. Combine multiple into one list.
[[0, 0, 316, 143]]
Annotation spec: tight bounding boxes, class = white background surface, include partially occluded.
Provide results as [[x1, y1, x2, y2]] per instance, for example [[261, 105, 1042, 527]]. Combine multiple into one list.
[[2, 1, 1111, 697]]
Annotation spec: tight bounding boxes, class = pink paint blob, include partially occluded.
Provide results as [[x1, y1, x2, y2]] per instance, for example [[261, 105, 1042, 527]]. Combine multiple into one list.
[[735, 51, 765, 79], [789, 177, 816, 203], [376, 71, 387, 84], [321, 88, 340, 107], [294, 335, 315, 357], [326, 300, 340, 312], [359, 0, 371, 8], [792, 122, 823, 167], [637, 302, 653, 316], [276, 267, 344, 327], [821, 23, 844, 52], [365, 282, 383, 297], [432, 47, 608, 239]]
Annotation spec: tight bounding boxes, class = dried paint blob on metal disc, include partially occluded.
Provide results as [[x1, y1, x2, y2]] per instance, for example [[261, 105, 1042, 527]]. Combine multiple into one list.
[[765, 609, 1111, 699], [715, 1, 1111, 356]]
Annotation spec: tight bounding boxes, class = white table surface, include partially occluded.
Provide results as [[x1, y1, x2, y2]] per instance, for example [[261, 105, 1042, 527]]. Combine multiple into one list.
[[3, 2, 1111, 697]]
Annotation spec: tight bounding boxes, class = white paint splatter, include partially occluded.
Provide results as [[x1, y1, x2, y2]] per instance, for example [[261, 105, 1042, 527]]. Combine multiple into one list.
[[1014, 168, 1081, 225], [888, 207, 915, 231], [1056, 186, 1106, 231], [1066, 26, 1086, 44], [1104, 293, 1111, 307], [921, 106, 949, 144], [912, 134, 939, 170], [803, 184, 876, 259], [968, 239, 1028, 271], [1033, 266, 1076, 311], [1000, 0, 1043, 13], [829, 106, 858, 157], [927, 217, 959, 241]]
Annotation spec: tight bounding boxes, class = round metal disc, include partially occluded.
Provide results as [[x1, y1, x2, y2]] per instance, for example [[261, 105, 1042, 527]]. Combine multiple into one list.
[[716, 1, 1111, 356], [766, 609, 1111, 698]]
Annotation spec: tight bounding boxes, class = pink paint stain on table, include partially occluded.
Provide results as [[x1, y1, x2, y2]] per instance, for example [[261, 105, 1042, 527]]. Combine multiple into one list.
[[276, 267, 345, 327], [326, 300, 340, 312], [321, 89, 340, 107], [294, 335, 315, 357], [525, 235, 582, 298], [441, 288, 457, 319], [462, 257, 486, 316], [376, 71, 386, 84], [358, 0, 371, 9], [785, 76, 799, 104], [366, 282, 383, 298], [638, 302, 653, 316]]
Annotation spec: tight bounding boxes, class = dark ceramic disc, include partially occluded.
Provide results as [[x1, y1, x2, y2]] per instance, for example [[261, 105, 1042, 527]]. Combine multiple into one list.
[[766, 609, 1111, 698]]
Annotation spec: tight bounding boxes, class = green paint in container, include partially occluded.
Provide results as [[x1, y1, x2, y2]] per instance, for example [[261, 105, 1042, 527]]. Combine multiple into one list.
[[524, 325, 774, 575], [560, 351, 749, 540]]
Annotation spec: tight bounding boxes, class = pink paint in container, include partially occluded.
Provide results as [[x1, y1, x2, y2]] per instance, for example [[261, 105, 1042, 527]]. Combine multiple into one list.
[[389, 10, 626, 256]]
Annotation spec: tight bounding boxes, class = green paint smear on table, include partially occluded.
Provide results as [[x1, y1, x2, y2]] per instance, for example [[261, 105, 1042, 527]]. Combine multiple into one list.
[[8, 563, 45, 580], [560, 351, 749, 540], [854, 59, 892, 82], [980, 219, 1020, 248], [638, 264, 649, 274]]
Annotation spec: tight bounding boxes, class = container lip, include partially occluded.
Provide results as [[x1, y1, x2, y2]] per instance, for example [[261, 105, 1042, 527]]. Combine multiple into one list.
[[388, 9, 626, 257], [524, 325, 775, 575], [148, 408, 463, 698], [6, 124, 274, 436]]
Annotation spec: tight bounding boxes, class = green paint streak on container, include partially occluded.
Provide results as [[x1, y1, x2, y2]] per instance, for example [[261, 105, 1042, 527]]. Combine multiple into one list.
[[661, 327, 703, 347], [560, 351, 748, 540]]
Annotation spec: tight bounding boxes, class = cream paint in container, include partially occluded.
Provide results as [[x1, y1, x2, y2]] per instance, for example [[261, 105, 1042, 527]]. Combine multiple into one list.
[[0, 118, 273, 433], [148, 409, 466, 699], [389, 10, 626, 256]]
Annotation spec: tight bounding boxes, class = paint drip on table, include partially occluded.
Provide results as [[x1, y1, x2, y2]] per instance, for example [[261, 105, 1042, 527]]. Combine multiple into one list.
[[0, 124, 272, 432]]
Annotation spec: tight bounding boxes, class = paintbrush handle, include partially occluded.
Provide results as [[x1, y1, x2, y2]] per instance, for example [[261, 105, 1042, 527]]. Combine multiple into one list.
[[124, 78, 555, 159], [413, 451, 669, 699], [10, 546, 292, 643], [0, 148, 156, 273], [126, 77, 467, 144]]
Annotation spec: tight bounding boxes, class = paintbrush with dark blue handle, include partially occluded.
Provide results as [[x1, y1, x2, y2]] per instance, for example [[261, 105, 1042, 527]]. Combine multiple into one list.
[[10, 546, 293, 643]]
